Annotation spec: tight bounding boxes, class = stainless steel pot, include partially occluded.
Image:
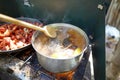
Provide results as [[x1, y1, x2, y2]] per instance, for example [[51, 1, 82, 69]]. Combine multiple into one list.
[[31, 23, 89, 73]]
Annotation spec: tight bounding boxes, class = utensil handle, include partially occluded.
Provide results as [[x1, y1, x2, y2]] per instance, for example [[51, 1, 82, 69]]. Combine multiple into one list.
[[0, 14, 43, 31]]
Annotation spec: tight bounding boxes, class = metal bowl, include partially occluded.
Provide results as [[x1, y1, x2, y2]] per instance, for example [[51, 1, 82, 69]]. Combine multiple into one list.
[[32, 23, 89, 73], [0, 17, 42, 54]]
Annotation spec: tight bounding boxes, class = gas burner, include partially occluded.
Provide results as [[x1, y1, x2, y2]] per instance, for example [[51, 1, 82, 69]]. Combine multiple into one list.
[[0, 46, 92, 80]]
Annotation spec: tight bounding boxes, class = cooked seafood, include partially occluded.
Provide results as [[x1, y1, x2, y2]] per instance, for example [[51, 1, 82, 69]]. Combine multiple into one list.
[[0, 23, 42, 51]]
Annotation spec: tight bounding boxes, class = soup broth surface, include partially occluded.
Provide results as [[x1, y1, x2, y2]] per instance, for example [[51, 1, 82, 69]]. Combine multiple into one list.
[[34, 26, 86, 59]]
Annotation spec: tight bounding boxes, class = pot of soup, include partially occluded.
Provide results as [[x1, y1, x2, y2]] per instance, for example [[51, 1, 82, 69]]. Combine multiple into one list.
[[31, 23, 89, 73]]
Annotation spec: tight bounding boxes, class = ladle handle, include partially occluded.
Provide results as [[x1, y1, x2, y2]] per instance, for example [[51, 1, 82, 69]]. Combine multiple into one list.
[[0, 14, 44, 31]]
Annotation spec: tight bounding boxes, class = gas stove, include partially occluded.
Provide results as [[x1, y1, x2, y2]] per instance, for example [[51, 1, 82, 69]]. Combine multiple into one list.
[[0, 45, 92, 80]]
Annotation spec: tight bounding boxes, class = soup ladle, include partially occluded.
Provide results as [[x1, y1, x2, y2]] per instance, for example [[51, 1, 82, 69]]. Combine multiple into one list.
[[0, 13, 57, 38]]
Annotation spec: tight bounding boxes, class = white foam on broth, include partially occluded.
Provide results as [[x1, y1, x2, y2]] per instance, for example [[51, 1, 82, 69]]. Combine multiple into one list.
[[33, 26, 86, 59]]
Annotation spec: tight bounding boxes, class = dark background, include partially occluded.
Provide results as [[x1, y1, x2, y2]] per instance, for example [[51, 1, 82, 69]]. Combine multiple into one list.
[[0, 0, 111, 80]]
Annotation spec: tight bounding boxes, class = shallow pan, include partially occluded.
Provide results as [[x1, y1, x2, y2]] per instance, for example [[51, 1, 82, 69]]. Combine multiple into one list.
[[0, 17, 42, 54]]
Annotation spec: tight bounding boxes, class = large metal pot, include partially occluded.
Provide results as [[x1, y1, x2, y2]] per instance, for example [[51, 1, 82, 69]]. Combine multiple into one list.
[[31, 23, 89, 73]]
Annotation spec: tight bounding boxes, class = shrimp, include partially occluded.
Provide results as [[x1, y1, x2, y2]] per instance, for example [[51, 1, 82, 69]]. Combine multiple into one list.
[[0, 22, 43, 51], [0, 29, 11, 38]]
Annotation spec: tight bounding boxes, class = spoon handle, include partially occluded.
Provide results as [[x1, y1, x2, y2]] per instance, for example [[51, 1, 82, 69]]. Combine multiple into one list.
[[0, 14, 43, 31]]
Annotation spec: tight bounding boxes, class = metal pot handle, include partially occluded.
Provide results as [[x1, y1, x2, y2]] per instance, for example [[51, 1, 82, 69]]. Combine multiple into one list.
[[79, 44, 93, 62]]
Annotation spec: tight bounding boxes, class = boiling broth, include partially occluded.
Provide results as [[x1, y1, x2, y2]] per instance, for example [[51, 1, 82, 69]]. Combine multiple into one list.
[[34, 26, 86, 59]]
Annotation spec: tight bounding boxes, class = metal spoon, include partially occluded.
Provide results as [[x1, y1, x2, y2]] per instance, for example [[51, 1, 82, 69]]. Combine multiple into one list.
[[0, 13, 57, 38]]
